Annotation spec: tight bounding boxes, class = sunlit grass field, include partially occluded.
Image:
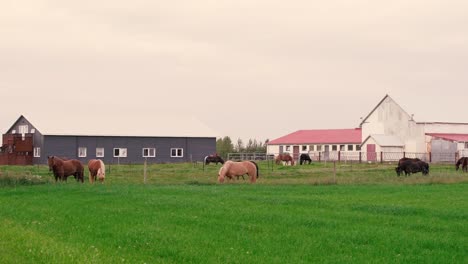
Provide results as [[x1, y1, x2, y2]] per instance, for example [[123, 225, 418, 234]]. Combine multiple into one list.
[[1, 162, 467, 263]]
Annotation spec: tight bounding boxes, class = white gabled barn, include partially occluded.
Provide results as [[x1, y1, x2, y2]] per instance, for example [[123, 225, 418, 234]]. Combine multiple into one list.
[[268, 94, 468, 162]]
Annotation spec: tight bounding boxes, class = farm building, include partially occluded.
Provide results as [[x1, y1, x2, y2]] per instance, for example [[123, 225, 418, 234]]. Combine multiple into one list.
[[266, 129, 362, 161], [360, 95, 468, 161], [0, 114, 217, 165], [268, 95, 468, 162]]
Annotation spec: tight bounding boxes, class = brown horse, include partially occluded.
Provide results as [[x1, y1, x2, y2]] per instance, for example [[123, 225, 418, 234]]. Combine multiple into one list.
[[88, 159, 106, 183], [275, 154, 295, 166], [456, 157, 468, 172], [218, 160, 259, 183], [47, 156, 84, 182]]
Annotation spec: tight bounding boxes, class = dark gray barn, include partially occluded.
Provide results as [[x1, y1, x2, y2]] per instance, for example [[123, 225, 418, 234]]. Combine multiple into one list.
[[1, 115, 216, 165]]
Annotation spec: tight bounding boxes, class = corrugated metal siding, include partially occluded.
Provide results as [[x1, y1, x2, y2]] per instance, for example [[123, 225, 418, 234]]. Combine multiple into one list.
[[39, 135, 215, 164]]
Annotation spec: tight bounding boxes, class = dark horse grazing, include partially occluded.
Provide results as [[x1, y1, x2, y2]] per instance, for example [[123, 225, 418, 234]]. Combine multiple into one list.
[[47, 156, 84, 182], [456, 157, 468, 172], [204, 154, 225, 165], [299, 154, 312, 165], [275, 154, 295, 165], [395, 157, 428, 176]]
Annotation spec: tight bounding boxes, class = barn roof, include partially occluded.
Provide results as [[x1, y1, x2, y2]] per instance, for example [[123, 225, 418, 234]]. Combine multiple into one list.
[[359, 94, 412, 127], [8, 113, 218, 138], [426, 133, 468, 142], [268, 128, 362, 145]]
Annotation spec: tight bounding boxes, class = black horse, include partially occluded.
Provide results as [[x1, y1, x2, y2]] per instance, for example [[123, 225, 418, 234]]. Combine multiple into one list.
[[204, 154, 225, 165], [456, 157, 468, 172], [299, 154, 312, 165]]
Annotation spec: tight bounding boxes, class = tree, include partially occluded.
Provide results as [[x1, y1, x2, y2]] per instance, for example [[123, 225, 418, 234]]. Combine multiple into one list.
[[216, 136, 234, 158]]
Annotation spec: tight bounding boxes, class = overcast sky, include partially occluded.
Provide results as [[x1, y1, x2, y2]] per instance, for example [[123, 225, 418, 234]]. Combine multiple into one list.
[[1, 0, 467, 143]]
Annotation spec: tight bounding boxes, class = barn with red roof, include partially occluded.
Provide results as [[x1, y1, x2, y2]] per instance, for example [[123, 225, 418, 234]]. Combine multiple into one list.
[[268, 95, 468, 162], [267, 128, 362, 160]]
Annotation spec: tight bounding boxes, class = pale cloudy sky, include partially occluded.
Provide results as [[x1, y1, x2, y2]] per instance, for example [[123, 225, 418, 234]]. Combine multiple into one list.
[[1, 0, 467, 143]]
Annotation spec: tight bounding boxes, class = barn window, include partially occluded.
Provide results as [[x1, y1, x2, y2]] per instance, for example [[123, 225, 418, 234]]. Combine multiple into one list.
[[78, 147, 87, 157], [301, 145, 307, 151], [96, 148, 104, 157], [356, 145, 361, 151], [171, 148, 183, 158], [340, 145, 345, 151], [33, 147, 40, 157], [285, 146, 291, 152], [332, 145, 338, 151], [348, 145, 354, 151], [19, 125, 28, 134], [143, 148, 156, 157], [113, 148, 127, 157], [465, 142, 468, 149], [316, 145, 322, 151]]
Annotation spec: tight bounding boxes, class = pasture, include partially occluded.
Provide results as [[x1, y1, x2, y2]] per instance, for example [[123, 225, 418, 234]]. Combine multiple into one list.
[[0, 162, 467, 263]]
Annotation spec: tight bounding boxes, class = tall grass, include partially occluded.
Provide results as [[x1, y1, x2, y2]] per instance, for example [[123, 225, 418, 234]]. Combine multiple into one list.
[[1, 161, 467, 186]]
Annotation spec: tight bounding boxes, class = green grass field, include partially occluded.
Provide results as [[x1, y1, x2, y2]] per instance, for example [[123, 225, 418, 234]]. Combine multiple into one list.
[[0, 162, 467, 263]]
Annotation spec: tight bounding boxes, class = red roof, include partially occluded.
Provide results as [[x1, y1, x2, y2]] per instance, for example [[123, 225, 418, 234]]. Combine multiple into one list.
[[426, 133, 468, 142], [268, 128, 362, 145]]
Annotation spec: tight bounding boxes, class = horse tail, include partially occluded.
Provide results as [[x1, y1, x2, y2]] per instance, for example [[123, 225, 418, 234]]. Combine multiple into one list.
[[204, 156, 208, 165], [249, 161, 259, 178]]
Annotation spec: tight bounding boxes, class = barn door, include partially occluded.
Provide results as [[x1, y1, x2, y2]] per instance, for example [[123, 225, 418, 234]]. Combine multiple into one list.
[[367, 144, 376, 161], [279, 146, 284, 154], [324, 145, 329, 161], [293, 146, 299, 161]]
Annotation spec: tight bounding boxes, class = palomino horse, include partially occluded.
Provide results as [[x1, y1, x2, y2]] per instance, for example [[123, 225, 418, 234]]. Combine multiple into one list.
[[456, 157, 468, 172], [88, 159, 106, 183], [204, 154, 225, 165], [218, 160, 259, 183], [275, 154, 295, 166], [47, 156, 84, 182]]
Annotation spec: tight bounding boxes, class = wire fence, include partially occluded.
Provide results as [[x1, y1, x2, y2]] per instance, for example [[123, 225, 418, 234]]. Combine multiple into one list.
[[227, 151, 463, 164]]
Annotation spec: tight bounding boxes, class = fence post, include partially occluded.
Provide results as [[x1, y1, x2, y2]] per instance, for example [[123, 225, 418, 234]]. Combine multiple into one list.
[[429, 152, 432, 163], [403, 152, 406, 158], [319, 152, 321, 162], [380, 152, 383, 163], [359, 152, 362, 163], [143, 158, 147, 184], [338, 151, 341, 163], [333, 161, 336, 184]]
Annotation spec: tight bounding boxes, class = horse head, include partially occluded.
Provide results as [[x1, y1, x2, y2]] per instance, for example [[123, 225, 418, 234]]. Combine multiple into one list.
[[47, 156, 55, 171], [456, 158, 462, 171], [218, 156, 225, 164]]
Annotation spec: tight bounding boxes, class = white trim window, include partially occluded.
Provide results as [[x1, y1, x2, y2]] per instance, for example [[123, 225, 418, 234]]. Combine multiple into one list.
[[113, 148, 127, 157], [19, 125, 29, 134], [96, 147, 105, 157], [78, 147, 87, 157], [465, 142, 468, 149], [33, 147, 41, 157], [143, 148, 156, 157], [170, 148, 183, 158]]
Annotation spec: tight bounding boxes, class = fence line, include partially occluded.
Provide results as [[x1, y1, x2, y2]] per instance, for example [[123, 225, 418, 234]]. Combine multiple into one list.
[[227, 151, 463, 164]]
